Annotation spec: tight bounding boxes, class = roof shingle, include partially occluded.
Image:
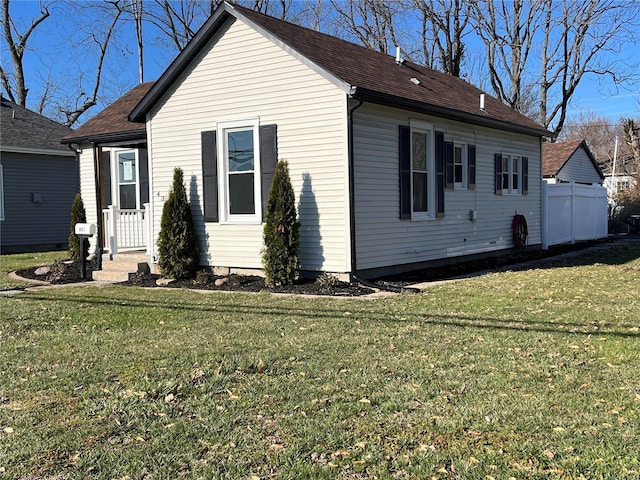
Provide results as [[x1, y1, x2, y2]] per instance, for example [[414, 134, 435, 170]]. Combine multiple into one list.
[[1, 96, 73, 154], [62, 82, 154, 144], [542, 139, 584, 176]]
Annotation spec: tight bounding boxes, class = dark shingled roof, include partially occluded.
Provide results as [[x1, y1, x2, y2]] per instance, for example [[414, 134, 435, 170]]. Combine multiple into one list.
[[62, 82, 154, 144], [1, 96, 73, 154], [542, 139, 603, 179], [129, 2, 552, 138]]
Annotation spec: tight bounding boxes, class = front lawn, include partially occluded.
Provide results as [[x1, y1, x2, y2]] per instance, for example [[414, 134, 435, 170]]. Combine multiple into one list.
[[1, 243, 639, 479], [0, 251, 67, 290]]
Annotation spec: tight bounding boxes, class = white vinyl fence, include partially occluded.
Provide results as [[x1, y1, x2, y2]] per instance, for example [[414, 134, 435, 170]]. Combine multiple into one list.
[[542, 181, 608, 249]]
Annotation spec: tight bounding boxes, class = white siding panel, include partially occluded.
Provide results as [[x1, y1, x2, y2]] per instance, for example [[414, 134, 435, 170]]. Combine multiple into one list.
[[353, 104, 543, 271], [148, 18, 349, 273], [78, 145, 99, 255]]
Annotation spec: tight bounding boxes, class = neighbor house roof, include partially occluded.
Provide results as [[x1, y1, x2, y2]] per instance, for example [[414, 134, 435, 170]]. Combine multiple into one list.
[[129, 2, 552, 138], [1, 96, 74, 156], [62, 82, 154, 144], [542, 139, 604, 179]]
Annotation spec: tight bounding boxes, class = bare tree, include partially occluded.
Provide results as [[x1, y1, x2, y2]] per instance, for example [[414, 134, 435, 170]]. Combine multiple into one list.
[[559, 111, 632, 167], [57, 1, 125, 126], [623, 118, 640, 166], [473, 0, 640, 134], [1, 0, 51, 106], [143, 0, 210, 52], [414, 0, 471, 77], [539, 0, 640, 135], [472, 0, 543, 117], [329, 0, 404, 54]]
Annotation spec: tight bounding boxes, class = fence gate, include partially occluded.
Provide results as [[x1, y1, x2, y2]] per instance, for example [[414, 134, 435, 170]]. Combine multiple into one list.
[[542, 182, 608, 249]]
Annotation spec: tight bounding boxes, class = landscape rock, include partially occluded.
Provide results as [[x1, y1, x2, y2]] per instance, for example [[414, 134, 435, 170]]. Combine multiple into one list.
[[34, 266, 50, 275]]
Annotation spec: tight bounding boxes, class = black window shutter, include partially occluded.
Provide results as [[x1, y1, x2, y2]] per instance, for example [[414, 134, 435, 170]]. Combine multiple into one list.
[[201, 130, 218, 222], [139, 148, 149, 206], [468, 145, 476, 190], [445, 141, 454, 189], [102, 150, 112, 207], [260, 124, 278, 221], [399, 125, 411, 219], [494, 153, 503, 195], [522, 156, 529, 195], [435, 131, 445, 218]]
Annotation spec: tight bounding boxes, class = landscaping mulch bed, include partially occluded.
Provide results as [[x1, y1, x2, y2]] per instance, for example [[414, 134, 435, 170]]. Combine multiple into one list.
[[15, 259, 96, 285], [13, 238, 622, 296], [126, 271, 374, 296]]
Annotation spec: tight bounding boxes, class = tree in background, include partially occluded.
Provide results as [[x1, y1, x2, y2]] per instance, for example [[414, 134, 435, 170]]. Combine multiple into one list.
[[157, 167, 200, 280], [262, 161, 299, 287], [414, 0, 471, 77], [68, 193, 88, 262], [472, 0, 639, 135], [1, 0, 126, 126], [3, 0, 639, 131]]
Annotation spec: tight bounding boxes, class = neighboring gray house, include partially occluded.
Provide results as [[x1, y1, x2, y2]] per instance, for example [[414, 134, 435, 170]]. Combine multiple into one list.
[[542, 139, 604, 185], [67, 2, 553, 280], [0, 96, 76, 253]]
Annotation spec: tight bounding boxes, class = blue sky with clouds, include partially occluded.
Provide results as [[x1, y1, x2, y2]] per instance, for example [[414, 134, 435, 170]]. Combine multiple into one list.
[[4, 0, 639, 127]]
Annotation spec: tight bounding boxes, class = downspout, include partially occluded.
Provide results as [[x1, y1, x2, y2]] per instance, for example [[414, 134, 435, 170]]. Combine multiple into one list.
[[347, 94, 364, 282], [346, 93, 420, 294]]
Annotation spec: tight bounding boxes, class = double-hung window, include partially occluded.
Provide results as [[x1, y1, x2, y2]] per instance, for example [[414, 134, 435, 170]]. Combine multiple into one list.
[[218, 119, 261, 223], [410, 121, 435, 218], [454, 143, 467, 188], [502, 154, 521, 194], [495, 153, 528, 195]]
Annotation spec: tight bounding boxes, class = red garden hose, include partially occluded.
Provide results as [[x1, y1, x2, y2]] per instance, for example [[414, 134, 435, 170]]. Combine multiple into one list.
[[512, 214, 528, 248]]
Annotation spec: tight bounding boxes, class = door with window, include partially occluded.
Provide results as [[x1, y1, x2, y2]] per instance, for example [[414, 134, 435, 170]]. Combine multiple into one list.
[[107, 148, 149, 251]]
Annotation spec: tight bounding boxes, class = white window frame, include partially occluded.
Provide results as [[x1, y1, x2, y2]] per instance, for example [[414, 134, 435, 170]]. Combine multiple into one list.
[[410, 119, 435, 220], [0, 164, 4, 221], [501, 154, 521, 195], [454, 142, 467, 189], [217, 118, 262, 224], [112, 148, 141, 210]]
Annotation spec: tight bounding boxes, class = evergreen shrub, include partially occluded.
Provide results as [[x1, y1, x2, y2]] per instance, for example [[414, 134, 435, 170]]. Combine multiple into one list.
[[157, 168, 200, 279], [262, 160, 300, 286], [69, 193, 88, 262]]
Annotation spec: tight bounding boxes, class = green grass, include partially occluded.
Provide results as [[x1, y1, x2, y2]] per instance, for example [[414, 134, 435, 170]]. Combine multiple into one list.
[[0, 250, 68, 289], [1, 244, 639, 479]]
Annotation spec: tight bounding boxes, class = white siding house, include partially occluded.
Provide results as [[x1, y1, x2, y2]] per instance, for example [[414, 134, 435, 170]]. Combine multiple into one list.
[[68, 2, 554, 280]]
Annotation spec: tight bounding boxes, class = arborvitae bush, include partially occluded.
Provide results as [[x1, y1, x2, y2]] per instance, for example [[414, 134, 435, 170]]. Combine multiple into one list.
[[69, 193, 88, 262], [157, 168, 200, 279], [262, 160, 300, 286]]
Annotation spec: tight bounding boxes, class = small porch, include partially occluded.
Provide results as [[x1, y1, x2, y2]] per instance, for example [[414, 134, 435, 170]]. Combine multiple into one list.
[[101, 203, 152, 257], [90, 204, 152, 282]]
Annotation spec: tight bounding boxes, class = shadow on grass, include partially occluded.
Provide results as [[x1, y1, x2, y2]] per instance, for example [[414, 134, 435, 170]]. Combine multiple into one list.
[[514, 239, 640, 272], [8, 290, 639, 339]]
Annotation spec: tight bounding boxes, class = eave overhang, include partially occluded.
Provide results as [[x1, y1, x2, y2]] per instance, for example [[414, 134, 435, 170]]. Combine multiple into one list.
[[353, 88, 555, 139], [61, 129, 147, 146]]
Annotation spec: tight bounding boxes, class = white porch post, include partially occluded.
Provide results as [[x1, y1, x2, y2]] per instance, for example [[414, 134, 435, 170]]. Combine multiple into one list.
[[143, 202, 151, 255], [108, 204, 117, 255]]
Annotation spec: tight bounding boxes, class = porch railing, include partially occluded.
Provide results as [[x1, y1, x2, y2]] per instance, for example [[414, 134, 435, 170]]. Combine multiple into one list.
[[102, 203, 150, 255]]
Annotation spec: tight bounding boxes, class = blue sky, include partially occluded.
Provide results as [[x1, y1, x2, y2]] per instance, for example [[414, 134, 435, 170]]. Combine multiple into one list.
[[4, 0, 639, 128]]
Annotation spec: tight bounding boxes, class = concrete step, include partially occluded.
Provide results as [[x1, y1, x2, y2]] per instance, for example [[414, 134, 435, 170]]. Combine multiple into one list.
[[92, 269, 131, 283], [94, 251, 150, 282], [102, 252, 149, 264], [99, 259, 148, 272]]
